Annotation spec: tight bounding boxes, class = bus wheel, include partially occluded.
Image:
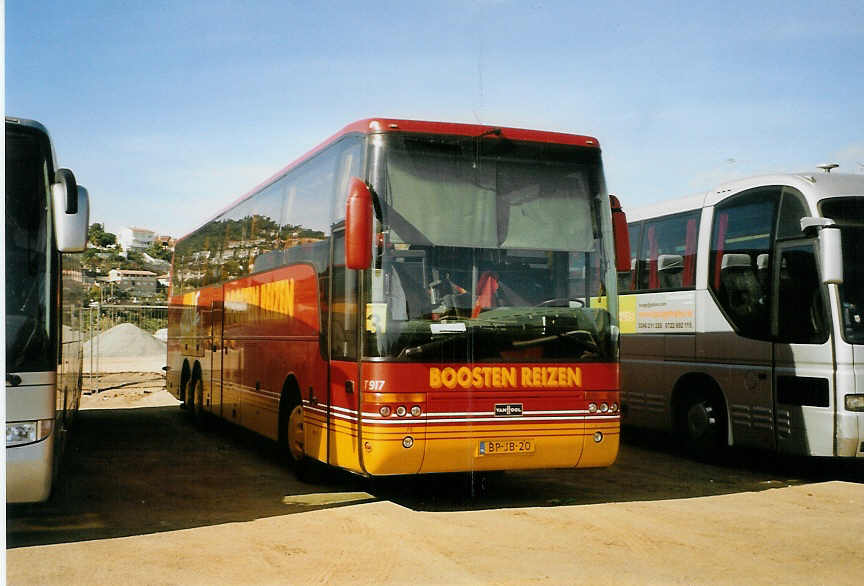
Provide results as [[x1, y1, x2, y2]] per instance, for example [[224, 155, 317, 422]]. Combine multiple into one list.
[[287, 404, 305, 462], [680, 390, 725, 458], [192, 377, 208, 429]]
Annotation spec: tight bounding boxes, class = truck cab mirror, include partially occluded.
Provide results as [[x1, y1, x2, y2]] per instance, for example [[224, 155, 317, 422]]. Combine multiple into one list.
[[801, 216, 843, 285], [610, 195, 631, 273], [52, 170, 90, 252], [345, 177, 373, 270]]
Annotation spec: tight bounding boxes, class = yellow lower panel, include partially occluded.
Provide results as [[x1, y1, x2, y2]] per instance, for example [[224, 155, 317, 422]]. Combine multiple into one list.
[[359, 423, 426, 475], [578, 421, 620, 468], [420, 431, 586, 474], [303, 411, 328, 463], [328, 417, 362, 473]]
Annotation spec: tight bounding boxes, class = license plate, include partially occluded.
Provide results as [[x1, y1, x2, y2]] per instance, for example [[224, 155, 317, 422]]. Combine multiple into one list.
[[477, 438, 535, 456]]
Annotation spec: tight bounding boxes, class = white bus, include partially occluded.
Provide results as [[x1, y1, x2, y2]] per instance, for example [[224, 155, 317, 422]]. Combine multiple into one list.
[[5, 117, 90, 502], [619, 167, 864, 458]]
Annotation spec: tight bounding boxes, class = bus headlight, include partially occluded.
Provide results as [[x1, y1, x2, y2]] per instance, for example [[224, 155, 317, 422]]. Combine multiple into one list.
[[845, 394, 864, 412], [588, 403, 598, 413], [6, 419, 53, 447]]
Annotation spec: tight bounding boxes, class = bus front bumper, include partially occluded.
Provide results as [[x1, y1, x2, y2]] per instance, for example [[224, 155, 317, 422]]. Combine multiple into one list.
[[6, 433, 55, 503]]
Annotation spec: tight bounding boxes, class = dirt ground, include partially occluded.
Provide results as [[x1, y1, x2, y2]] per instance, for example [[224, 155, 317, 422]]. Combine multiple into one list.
[[6, 374, 864, 585]]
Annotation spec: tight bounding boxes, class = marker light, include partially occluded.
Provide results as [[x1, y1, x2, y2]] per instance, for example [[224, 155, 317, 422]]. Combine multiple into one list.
[[593, 431, 604, 443], [410, 405, 422, 417], [402, 436, 414, 448], [395, 405, 407, 417], [588, 403, 598, 413], [845, 394, 864, 412], [379, 406, 392, 417]]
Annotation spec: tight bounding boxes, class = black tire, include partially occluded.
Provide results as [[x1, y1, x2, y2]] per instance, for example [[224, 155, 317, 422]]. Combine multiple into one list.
[[191, 377, 210, 429], [678, 389, 726, 459]]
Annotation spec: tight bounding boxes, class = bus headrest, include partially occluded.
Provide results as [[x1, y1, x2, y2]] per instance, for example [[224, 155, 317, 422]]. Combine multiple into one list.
[[721, 253, 752, 270], [658, 254, 684, 272]]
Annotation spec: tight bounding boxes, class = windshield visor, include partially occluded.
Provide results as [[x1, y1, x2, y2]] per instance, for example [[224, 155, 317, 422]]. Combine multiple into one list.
[[5, 125, 56, 373], [365, 134, 614, 362]]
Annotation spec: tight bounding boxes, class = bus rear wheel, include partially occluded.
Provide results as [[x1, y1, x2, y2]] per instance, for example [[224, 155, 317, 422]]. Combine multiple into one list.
[[191, 377, 208, 429], [679, 389, 726, 459]]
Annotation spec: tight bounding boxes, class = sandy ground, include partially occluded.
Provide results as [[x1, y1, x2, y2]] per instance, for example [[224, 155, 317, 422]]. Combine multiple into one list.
[[8, 482, 864, 585], [81, 372, 177, 409], [7, 380, 864, 585], [83, 355, 166, 374]]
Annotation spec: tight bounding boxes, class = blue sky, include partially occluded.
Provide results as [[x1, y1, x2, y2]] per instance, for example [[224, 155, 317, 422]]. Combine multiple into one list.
[[7, 0, 864, 237]]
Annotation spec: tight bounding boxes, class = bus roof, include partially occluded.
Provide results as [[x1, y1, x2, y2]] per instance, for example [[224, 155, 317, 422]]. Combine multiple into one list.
[[626, 171, 864, 222], [178, 118, 601, 242]]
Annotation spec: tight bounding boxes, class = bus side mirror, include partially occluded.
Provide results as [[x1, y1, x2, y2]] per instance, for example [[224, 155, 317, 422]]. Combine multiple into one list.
[[52, 170, 90, 253], [610, 195, 631, 273], [801, 216, 843, 285], [345, 177, 373, 270]]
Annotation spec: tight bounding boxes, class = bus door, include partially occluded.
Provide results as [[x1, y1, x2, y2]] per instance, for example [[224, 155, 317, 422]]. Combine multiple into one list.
[[326, 232, 361, 470], [209, 299, 224, 417], [771, 241, 835, 456]]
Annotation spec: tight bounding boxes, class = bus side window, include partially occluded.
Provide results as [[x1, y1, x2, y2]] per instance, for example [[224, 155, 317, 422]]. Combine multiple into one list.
[[709, 187, 780, 340], [636, 211, 699, 292], [776, 187, 810, 240], [775, 245, 828, 344]]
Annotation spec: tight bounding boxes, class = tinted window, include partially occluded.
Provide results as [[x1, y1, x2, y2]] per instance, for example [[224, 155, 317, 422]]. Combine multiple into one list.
[[635, 211, 700, 291], [776, 187, 810, 240], [173, 136, 364, 294], [774, 244, 827, 344], [709, 187, 779, 339]]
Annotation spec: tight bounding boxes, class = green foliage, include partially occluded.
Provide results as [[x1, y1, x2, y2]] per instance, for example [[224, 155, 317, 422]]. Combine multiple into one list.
[[147, 241, 173, 262], [88, 223, 117, 248]]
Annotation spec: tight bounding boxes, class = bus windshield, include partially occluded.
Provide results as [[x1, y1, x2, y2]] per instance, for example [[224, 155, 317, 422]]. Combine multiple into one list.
[[366, 134, 613, 362], [5, 125, 56, 373], [821, 197, 864, 344]]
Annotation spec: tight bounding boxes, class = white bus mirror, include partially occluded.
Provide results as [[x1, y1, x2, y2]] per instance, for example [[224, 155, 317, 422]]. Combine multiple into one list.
[[801, 216, 843, 285], [53, 182, 90, 252], [819, 225, 843, 285]]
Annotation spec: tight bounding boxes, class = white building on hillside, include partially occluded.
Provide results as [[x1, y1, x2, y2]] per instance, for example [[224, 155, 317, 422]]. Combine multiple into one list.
[[119, 226, 156, 251], [108, 269, 158, 298]]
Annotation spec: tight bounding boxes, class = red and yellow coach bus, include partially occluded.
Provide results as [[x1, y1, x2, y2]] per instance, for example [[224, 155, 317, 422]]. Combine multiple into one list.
[[167, 118, 629, 476]]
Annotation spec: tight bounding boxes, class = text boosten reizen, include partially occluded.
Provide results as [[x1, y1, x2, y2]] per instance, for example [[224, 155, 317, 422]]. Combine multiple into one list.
[[428, 366, 582, 390]]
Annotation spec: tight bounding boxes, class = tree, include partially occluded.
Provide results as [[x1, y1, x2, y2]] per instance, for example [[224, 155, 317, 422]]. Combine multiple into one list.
[[147, 241, 173, 262], [88, 223, 117, 248]]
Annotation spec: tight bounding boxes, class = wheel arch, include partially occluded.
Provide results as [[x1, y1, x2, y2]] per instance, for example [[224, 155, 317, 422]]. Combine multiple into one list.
[[670, 371, 729, 440]]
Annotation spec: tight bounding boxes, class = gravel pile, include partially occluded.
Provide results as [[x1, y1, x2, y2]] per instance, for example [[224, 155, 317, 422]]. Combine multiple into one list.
[[84, 323, 167, 358]]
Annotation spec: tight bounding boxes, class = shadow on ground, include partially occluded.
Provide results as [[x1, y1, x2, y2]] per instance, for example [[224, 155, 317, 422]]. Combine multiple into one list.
[[7, 406, 863, 548]]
